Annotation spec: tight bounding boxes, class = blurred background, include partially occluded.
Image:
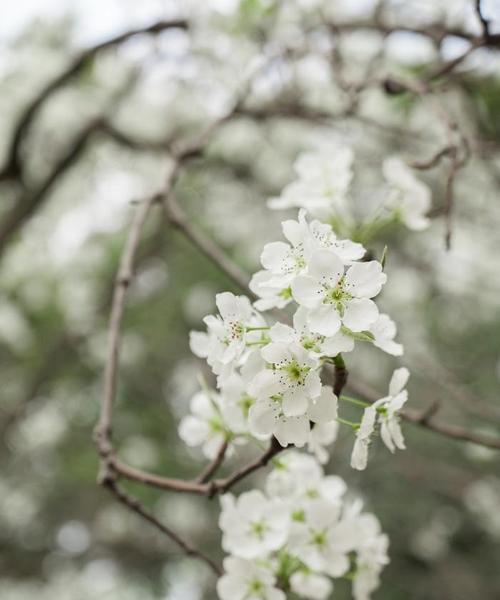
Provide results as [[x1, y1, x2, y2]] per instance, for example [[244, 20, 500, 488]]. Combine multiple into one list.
[[1, 0, 500, 598]]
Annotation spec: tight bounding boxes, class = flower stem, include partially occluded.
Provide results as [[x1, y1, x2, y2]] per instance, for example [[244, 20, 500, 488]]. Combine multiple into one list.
[[336, 417, 359, 429], [245, 325, 270, 332], [339, 395, 370, 408]]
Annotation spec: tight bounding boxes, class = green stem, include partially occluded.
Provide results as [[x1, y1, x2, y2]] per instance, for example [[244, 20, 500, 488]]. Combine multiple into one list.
[[245, 325, 270, 332], [332, 353, 346, 368], [336, 417, 359, 429], [339, 395, 370, 408]]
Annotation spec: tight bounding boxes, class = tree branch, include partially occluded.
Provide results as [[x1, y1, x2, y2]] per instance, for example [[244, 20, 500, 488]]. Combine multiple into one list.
[[195, 441, 229, 484], [0, 19, 188, 181], [163, 192, 254, 297], [102, 477, 222, 576]]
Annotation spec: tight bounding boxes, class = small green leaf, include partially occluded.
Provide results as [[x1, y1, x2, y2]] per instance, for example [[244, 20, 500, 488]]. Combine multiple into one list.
[[341, 326, 375, 342], [380, 245, 388, 269]]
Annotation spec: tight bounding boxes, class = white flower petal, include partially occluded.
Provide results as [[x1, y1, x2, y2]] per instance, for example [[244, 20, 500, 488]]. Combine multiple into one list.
[[389, 367, 410, 396], [342, 298, 378, 332], [308, 305, 342, 336], [292, 276, 323, 308], [308, 249, 345, 286], [344, 261, 387, 298]]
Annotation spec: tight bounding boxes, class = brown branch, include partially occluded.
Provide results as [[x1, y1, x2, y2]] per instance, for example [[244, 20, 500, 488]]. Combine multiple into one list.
[[475, 0, 491, 42], [332, 354, 349, 397], [325, 18, 500, 48], [212, 437, 283, 496], [195, 441, 229, 484], [0, 19, 188, 181], [111, 457, 207, 495], [102, 477, 222, 576], [94, 160, 178, 463], [0, 122, 96, 257], [407, 146, 454, 170], [424, 42, 479, 82], [163, 192, 254, 297]]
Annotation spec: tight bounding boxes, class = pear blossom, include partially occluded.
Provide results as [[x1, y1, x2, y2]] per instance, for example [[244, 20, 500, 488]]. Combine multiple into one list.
[[350, 368, 409, 469], [382, 157, 431, 231], [266, 451, 346, 505], [250, 342, 322, 416], [216, 454, 389, 600], [270, 307, 354, 359], [351, 512, 390, 600], [178, 391, 230, 459], [373, 367, 409, 453], [305, 214, 365, 263], [370, 313, 404, 356], [307, 421, 339, 464], [350, 405, 377, 471], [287, 499, 356, 577], [218, 351, 264, 434], [189, 292, 267, 385], [268, 145, 354, 222], [217, 556, 285, 600], [249, 269, 294, 311], [219, 373, 254, 435], [290, 570, 333, 600], [250, 211, 364, 311], [249, 211, 313, 311], [219, 490, 289, 559], [248, 374, 335, 448], [292, 249, 386, 336]]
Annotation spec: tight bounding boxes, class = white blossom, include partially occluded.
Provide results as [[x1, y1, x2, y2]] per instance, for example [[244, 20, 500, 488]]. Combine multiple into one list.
[[250, 210, 364, 311], [270, 307, 354, 359], [248, 362, 335, 448], [292, 249, 386, 336], [216, 454, 389, 600], [382, 157, 431, 231], [266, 451, 346, 505], [307, 421, 339, 464], [290, 570, 333, 600], [268, 145, 354, 222], [351, 510, 390, 600], [373, 367, 409, 453], [350, 405, 377, 471], [351, 367, 410, 469], [178, 391, 229, 459], [370, 313, 404, 356], [219, 490, 289, 559], [217, 556, 285, 600], [288, 499, 356, 577], [189, 292, 267, 385], [251, 342, 322, 417]]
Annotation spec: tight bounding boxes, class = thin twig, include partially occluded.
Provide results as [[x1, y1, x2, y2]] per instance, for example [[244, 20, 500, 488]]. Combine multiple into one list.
[[195, 441, 229, 484], [475, 0, 491, 42], [95, 160, 178, 462], [212, 437, 283, 496], [163, 193, 254, 297], [0, 19, 188, 181], [103, 478, 222, 576], [0, 122, 97, 257]]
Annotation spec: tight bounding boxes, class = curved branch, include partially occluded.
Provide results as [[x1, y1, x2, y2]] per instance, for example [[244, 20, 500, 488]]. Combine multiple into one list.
[[103, 478, 222, 576], [0, 19, 188, 181]]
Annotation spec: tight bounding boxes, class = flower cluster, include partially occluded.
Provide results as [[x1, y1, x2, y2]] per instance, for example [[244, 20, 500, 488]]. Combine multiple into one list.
[[183, 207, 406, 463], [268, 143, 431, 236], [179, 149, 415, 600], [217, 452, 389, 600]]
